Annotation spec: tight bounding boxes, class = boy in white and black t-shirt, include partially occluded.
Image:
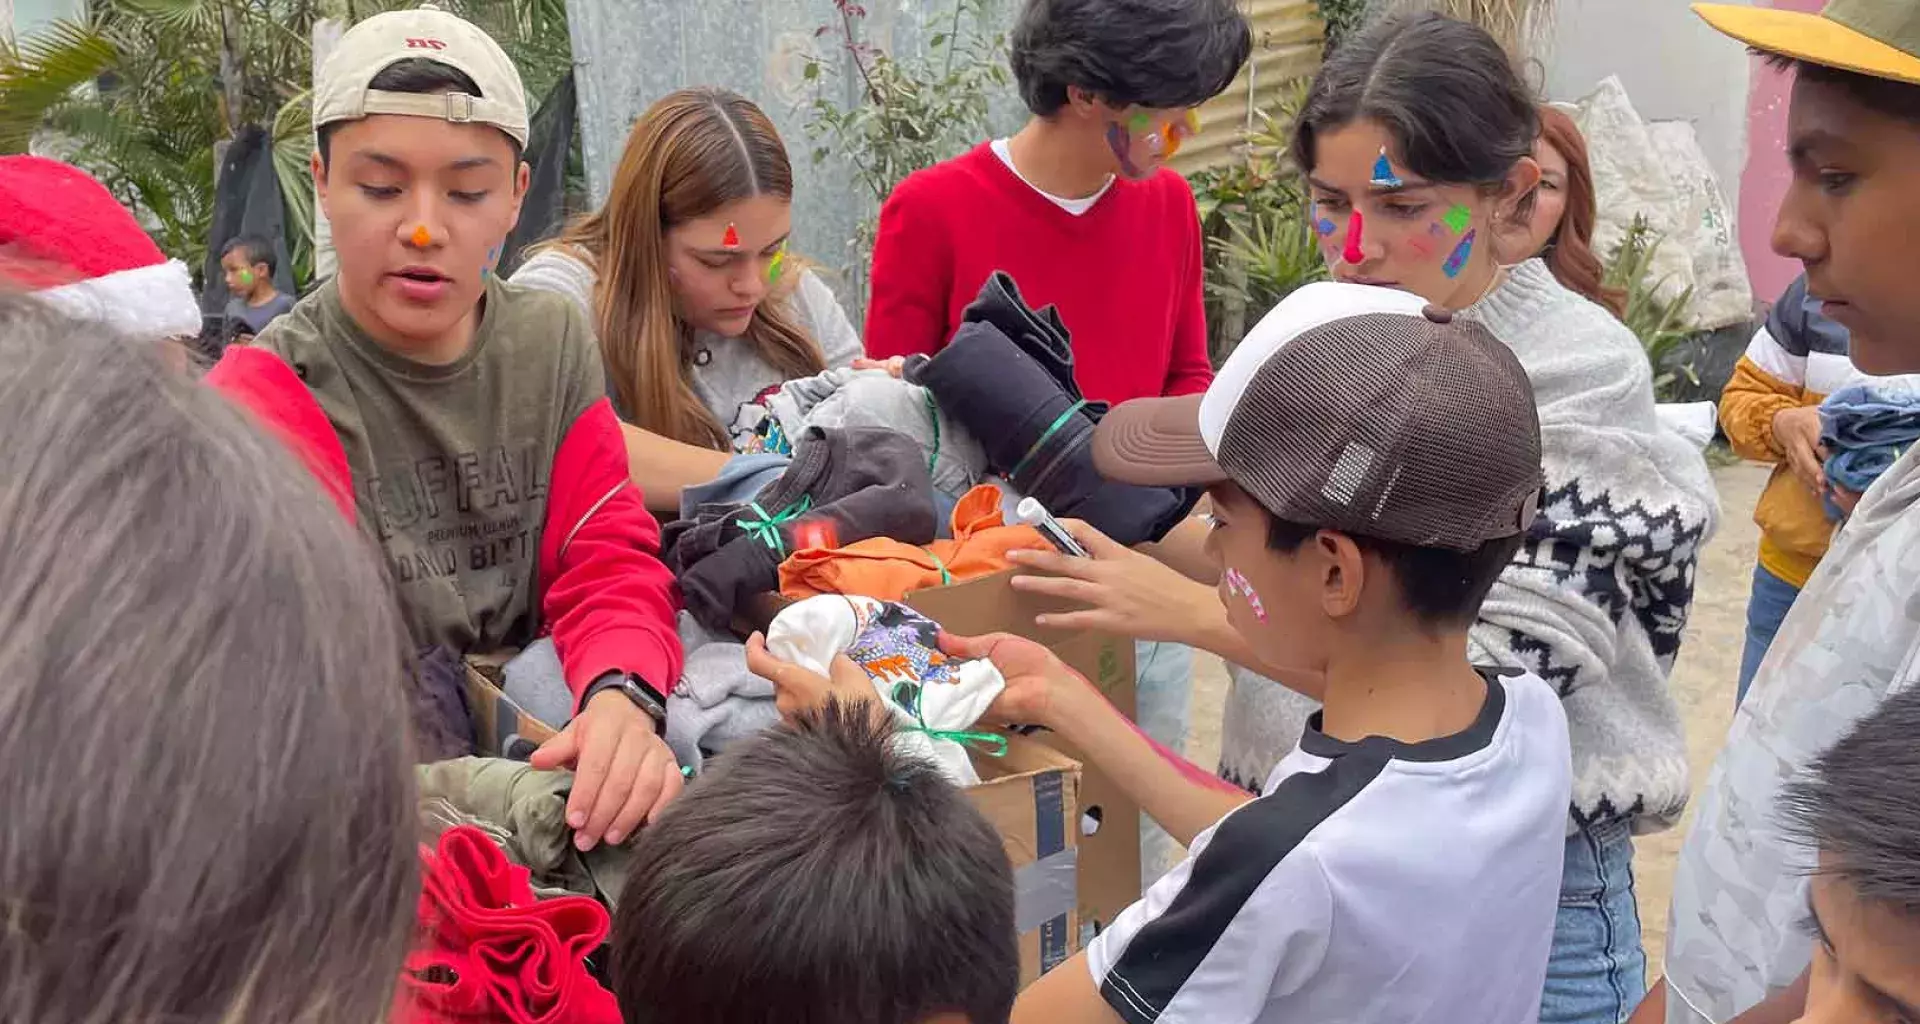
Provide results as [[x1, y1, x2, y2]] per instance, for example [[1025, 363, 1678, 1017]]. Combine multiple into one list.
[[749, 283, 1574, 1021], [995, 283, 1569, 1022]]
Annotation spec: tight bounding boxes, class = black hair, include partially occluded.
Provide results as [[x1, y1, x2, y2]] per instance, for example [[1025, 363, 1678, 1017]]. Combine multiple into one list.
[[1764, 52, 1920, 126], [1780, 684, 1920, 917], [1265, 513, 1524, 629], [1291, 12, 1539, 190], [609, 698, 1019, 1024], [220, 234, 276, 275], [1010, 0, 1252, 117], [316, 58, 523, 170]]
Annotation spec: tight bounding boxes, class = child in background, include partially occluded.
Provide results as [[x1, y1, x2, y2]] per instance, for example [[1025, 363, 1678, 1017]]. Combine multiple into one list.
[[753, 284, 1573, 1023], [1720, 274, 1860, 704], [205, 6, 684, 850], [609, 699, 1018, 1024], [218, 233, 296, 346], [0, 292, 418, 1023]]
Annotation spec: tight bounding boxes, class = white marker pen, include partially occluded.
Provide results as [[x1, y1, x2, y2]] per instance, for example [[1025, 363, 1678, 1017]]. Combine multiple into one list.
[[1014, 497, 1090, 557]]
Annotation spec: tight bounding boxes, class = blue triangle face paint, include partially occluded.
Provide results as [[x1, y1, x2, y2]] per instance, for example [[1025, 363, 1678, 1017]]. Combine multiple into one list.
[[1371, 149, 1404, 189]]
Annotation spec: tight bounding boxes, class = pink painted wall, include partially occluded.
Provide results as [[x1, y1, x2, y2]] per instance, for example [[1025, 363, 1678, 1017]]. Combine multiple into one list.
[[1738, 0, 1824, 305]]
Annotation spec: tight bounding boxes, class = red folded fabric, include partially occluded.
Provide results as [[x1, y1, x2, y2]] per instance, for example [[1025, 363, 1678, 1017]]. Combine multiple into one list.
[[394, 825, 620, 1024]]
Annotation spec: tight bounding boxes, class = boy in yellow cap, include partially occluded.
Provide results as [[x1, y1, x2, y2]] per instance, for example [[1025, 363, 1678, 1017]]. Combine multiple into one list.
[[1635, 3, 1920, 1022]]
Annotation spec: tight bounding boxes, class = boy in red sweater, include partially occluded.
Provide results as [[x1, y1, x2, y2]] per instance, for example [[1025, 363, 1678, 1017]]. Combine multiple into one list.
[[206, 7, 684, 850], [863, 0, 1250, 404]]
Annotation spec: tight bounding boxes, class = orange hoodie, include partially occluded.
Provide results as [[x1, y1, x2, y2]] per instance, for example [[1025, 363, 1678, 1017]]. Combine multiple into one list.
[[779, 485, 1045, 601]]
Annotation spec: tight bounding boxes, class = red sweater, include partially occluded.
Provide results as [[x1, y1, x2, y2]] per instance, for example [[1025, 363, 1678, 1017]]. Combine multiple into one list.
[[864, 143, 1213, 403]]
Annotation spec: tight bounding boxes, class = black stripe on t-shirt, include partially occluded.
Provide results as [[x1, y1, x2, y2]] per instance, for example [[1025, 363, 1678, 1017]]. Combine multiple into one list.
[[1099, 747, 1392, 1023]]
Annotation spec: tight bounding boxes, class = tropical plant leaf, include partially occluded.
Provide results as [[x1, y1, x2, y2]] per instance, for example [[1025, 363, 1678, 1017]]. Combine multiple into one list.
[[0, 19, 120, 153]]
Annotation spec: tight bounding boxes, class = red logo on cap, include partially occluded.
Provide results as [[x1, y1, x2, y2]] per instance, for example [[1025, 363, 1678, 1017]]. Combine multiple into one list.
[[405, 37, 447, 49]]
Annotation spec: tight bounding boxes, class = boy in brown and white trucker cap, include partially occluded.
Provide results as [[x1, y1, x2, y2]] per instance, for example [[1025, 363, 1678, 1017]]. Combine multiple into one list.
[[937, 283, 1568, 1022]]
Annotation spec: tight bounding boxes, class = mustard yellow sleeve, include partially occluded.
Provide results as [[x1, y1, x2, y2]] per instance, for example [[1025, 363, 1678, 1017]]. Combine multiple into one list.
[[1719, 353, 1805, 464]]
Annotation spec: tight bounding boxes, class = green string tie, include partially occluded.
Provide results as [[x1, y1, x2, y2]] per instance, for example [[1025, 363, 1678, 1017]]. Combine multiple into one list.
[[736, 494, 814, 556], [906, 724, 1009, 758], [923, 546, 952, 586], [1007, 400, 1088, 482]]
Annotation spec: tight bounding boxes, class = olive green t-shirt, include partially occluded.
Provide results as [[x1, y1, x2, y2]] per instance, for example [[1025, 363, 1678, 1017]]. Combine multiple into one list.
[[255, 277, 603, 655]]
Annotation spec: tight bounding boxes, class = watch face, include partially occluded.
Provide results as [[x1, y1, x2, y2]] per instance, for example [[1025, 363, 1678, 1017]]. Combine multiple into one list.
[[623, 677, 666, 719]]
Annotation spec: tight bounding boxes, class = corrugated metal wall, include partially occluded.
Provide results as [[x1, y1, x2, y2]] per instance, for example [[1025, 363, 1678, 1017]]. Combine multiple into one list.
[[1173, 0, 1325, 176]]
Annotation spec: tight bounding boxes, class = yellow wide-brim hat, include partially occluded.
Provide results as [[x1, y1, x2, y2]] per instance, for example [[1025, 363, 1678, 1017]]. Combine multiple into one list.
[[1694, 0, 1920, 86]]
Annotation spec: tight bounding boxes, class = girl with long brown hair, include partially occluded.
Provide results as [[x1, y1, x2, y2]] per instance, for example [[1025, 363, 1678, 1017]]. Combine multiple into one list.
[[515, 87, 863, 511], [1497, 104, 1627, 318]]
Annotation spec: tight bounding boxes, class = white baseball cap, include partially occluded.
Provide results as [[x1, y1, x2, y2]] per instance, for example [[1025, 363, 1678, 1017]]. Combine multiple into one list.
[[314, 4, 529, 148]]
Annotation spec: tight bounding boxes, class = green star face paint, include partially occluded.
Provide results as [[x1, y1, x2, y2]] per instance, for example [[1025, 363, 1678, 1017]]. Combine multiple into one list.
[[236, 269, 254, 288], [1442, 204, 1473, 235], [768, 247, 787, 284]]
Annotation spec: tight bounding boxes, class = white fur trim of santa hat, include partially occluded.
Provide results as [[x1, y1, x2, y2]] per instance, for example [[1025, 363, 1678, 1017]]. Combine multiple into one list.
[[34, 259, 202, 340]]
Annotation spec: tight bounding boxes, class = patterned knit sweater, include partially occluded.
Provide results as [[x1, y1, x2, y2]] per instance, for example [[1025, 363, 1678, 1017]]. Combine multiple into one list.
[[1220, 260, 1719, 835]]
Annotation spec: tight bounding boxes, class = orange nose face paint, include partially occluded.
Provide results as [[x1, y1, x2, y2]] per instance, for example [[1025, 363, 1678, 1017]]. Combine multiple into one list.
[[411, 225, 432, 247]]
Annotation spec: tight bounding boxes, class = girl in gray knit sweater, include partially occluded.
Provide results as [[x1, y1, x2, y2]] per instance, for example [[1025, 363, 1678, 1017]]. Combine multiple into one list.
[[1004, 13, 1716, 1024], [513, 88, 863, 513]]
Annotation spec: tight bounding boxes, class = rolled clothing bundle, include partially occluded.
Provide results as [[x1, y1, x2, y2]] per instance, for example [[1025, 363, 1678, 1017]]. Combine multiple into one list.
[[765, 594, 1006, 786], [1820, 378, 1920, 518], [765, 365, 989, 503], [663, 612, 780, 774], [662, 426, 938, 632], [909, 271, 1199, 545]]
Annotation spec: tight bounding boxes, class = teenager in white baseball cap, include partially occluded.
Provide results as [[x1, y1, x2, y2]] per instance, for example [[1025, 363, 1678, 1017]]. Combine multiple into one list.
[[205, 4, 688, 859]]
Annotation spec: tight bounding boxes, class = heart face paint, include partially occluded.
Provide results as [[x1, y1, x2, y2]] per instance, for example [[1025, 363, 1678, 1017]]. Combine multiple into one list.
[[1342, 209, 1366, 266], [1370, 148, 1404, 189], [1222, 567, 1268, 622], [1443, 228, 1476, 279]]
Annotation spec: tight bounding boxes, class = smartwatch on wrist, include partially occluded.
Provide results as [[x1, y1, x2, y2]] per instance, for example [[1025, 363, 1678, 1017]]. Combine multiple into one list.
[[583, 672, 667, 733]]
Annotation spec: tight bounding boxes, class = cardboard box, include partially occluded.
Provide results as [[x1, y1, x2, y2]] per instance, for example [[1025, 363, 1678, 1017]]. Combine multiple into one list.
[[967, 735, 1083, 984], [463, 658, 1087, 985], [464, 658, 556, 758], [907, 570, 1142, 944]]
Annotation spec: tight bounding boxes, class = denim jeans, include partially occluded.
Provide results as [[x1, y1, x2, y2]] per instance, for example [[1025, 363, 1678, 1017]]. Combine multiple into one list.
[[1540, 817, 1646, 1024], [1736, 563, 1802, 705], [1134, 640, 1193, 887]]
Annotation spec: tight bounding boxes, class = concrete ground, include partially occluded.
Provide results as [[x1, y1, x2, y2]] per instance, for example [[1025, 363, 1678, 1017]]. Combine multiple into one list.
[[1183, 460, 1771, 976]]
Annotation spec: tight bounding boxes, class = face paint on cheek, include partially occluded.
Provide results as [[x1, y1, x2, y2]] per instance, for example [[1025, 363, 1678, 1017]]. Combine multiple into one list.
[[1442, 204, 1473, 235], [1310, 202, 1338, 238], [1443, 228, 1477, 278], [768, 247, 787, 284], [482, 244, 499, 280], [1106, 121, 1143, 178], [1223, 567, 1268, 622], [1342, 210, 1366, 265], [236, 268, 254, 287]]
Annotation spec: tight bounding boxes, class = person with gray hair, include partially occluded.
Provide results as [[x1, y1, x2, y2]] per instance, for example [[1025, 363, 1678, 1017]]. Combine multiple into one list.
[[0, 290, 419, 1023]]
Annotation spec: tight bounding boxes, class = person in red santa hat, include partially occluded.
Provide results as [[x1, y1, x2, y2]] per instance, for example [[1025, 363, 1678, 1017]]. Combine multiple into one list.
[[0, 155, 203, 345]]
